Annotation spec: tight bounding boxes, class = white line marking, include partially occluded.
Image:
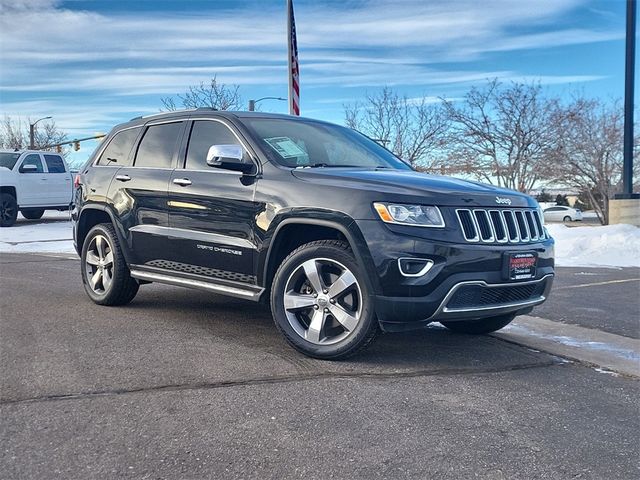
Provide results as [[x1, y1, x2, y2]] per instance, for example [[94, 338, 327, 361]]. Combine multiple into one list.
[[554, 278, 640, 290]]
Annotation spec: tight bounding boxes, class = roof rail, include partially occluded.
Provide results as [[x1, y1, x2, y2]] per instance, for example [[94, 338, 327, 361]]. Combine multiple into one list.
[[128, 107, 218, 122]]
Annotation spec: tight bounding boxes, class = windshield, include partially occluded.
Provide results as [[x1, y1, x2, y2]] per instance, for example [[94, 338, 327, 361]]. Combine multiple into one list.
[[243, 118, 412, 170], [0, 152, 21, 170]]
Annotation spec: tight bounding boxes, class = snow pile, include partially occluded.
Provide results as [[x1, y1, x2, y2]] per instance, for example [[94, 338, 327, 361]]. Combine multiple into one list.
[[547, 223, 640, 268], [0, 212, 75, 254]]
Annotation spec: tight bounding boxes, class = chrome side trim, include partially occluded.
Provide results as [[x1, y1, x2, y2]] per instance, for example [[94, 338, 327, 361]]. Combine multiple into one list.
[[129, 225, 255, 250], [130, 269, 263, 300], [439, 274, 553, 315]]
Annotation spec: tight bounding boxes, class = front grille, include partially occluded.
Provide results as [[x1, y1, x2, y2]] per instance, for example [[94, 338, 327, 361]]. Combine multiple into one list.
[[446, 280, 547, 310], [456, 208, 546, 243]]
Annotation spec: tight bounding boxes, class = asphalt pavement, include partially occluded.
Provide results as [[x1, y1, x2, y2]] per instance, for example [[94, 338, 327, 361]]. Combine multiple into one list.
[[1, 253, 639, 479], [534, 266, 640, 338]]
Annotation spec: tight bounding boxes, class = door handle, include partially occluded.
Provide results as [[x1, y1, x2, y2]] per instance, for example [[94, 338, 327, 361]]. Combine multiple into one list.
[[173, 178, 192, 186], [115, 174, 131, 182]]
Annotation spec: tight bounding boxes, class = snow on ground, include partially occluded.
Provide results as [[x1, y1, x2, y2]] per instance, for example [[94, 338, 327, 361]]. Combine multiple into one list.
[[0, 211, 75, 254], [1, 212, 639, 268], [547, 223, 640, 268]]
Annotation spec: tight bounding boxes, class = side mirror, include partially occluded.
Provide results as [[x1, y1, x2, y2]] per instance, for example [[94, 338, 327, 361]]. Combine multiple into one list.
[[21, 164, 38, 173], [206, 144, 254, 174]]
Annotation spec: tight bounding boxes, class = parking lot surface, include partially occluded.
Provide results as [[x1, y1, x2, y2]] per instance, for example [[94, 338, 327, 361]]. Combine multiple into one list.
[[534, 266, 640, 338], [1, 253, 639, 479]]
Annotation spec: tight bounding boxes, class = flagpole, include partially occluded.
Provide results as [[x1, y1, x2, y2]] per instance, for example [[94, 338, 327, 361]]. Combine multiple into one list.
[[287, 0, 295, 115]]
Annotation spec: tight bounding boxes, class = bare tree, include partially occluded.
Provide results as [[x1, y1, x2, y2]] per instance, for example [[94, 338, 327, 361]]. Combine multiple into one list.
[[344, 87, 449, 168], [161, 76, 243, 111], [550, 98, 628, 225], [0, 116, 67, 151], [443, 80, 560, 192]]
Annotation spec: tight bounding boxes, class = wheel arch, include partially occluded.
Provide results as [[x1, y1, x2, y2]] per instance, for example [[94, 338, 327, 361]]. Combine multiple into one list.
[[260, 217, 381, 295], [76, 205, 131, 262], [0, 186, 18, 203]]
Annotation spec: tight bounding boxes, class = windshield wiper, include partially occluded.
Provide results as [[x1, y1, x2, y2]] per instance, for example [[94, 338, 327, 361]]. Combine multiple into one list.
[[297, 163, 360, 168]]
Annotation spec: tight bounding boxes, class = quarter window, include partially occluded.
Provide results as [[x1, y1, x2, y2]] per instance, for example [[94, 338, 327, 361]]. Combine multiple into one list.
[[19, 154, 44, 173], [44, 155, 66, 173], [185, 120, 243, 170], [134, 122, 184, 168], [97, 127, 141, 166]]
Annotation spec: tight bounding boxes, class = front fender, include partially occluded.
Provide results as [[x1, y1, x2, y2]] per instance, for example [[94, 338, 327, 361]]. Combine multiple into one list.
[[258, 208, 382, 295]]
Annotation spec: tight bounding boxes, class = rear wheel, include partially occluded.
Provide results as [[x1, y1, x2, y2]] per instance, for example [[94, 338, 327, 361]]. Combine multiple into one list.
[[0, 193, 18, 227], [563, 215, 572, 222], [271, 240, 379, 360], [21, 208, 44, 220], [441, 313, 516, 335], [81, 223, 139, 305]]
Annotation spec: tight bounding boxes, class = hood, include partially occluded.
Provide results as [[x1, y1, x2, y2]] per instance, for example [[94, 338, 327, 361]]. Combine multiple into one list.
[[290, 168, 535, 208]]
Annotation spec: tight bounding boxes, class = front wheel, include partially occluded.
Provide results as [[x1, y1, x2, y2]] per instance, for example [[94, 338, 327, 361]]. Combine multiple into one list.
[[270, 240, 379, 360], [0, 193, 18, 227], [21, 208, 44, 220], [441, 313, 516, 335], [563, 215, 572, 222], [81, 223, 139, 305]]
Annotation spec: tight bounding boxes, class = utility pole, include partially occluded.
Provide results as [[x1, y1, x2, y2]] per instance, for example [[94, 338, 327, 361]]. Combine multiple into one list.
[[611, 0, 639, 225], [621, 0, 636, 197], [29, 116, 52, 149]]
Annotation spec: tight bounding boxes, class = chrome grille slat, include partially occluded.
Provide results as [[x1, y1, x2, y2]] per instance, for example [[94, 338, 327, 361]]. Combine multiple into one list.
[[524, 210, 538, 240], [456, 208, 545, 244]]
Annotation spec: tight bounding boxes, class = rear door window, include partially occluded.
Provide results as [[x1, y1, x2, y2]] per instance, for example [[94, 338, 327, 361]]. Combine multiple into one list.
[[97, 127, 141, 166], [44, 155, 66, 173], [134, 122, 184, 169]]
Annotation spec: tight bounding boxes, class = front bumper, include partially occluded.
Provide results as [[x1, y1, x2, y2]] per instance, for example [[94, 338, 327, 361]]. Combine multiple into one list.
[[355, 219, 555, 332]]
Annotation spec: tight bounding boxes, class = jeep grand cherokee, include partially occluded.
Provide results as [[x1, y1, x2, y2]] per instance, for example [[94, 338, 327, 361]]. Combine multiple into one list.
[[73, 109, 554, 359]]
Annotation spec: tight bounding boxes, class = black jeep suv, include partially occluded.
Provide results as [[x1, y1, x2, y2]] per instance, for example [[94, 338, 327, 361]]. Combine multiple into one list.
[[73, 109, 554, 359]]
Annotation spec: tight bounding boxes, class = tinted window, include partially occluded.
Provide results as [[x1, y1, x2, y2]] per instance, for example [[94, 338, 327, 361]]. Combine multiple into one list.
[[44, 155, 66, 173], [134, 122, 183, 168], [0, 152, 21, 170], [97, 127, 141, 166], [19, 154, 44, 173], [185, 121, 242, 170]]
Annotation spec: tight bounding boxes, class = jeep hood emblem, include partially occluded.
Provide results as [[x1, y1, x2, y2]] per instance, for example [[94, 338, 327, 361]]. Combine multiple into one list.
[[495, 196, 512, 205]]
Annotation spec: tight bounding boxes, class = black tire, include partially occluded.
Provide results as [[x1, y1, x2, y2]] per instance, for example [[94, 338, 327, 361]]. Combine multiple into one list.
[[81, 223, 139, 306], [21, 208, 45, 220], [0, 193, 18, 227], [270, 240, 379, 360], [441, 313, 516, 335], [563, 215, 572, 222]]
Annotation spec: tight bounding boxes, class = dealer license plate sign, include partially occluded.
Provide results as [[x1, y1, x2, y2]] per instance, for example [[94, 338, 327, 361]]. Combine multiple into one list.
[[504, 252, 537, 280]]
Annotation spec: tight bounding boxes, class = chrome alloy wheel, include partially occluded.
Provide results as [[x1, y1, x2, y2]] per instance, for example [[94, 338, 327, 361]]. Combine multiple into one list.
[[84, 234, 114, 294], [283, 257, 362, 345]]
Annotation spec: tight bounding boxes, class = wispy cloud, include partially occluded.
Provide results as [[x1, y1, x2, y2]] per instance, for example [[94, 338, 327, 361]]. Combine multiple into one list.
[[0, 0, 623, 147]]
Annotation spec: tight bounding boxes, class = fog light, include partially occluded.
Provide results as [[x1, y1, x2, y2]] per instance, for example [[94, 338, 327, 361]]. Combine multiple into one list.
[[398, 258, 434, 277]]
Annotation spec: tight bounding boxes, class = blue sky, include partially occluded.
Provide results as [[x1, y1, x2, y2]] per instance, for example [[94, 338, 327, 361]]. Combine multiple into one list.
[[0, 0, 631, 165]]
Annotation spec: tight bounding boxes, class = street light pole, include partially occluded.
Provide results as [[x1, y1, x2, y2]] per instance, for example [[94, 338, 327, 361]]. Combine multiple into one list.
[[621, 0, 636, 197], [248, 97, 286, 111], [29, 116, 52, 150]]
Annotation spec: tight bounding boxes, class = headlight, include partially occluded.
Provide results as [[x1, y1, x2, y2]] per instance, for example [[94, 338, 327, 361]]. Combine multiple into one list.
[[373, 202, 445, 227]]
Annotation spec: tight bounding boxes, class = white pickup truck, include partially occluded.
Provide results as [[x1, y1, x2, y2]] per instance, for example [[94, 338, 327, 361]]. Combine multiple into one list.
[[0, 150, 74, 227]]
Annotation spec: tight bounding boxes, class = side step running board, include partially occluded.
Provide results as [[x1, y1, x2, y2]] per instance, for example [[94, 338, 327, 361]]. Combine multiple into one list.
[[130, 268, 263, 301]]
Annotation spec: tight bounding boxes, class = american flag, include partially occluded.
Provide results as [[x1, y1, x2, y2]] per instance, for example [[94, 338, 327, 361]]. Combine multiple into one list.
[[287, 0, 300, 116]]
